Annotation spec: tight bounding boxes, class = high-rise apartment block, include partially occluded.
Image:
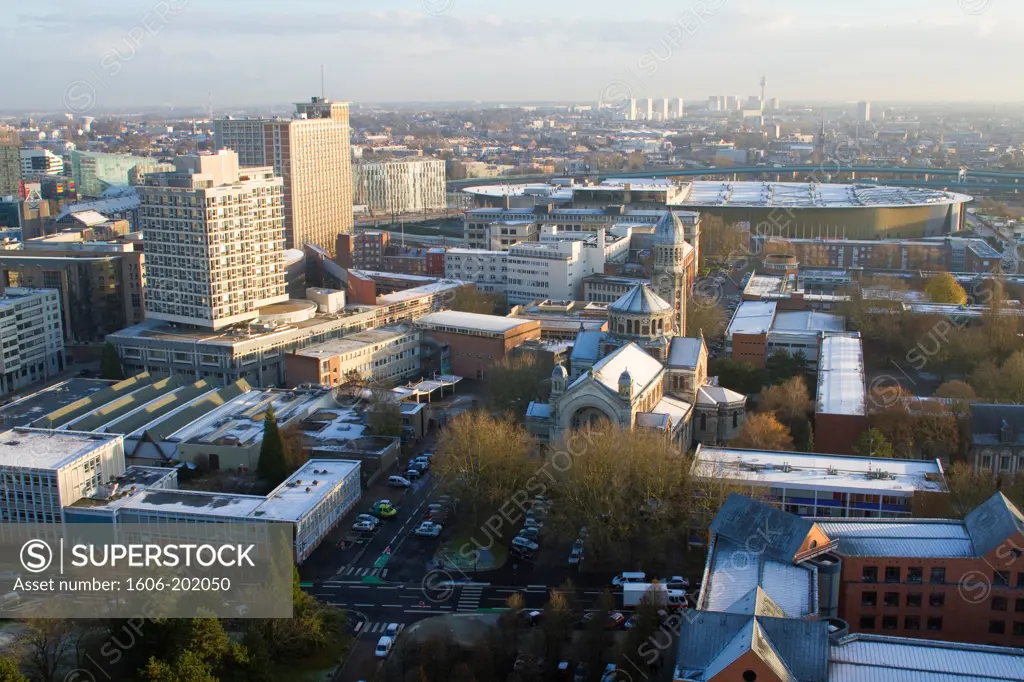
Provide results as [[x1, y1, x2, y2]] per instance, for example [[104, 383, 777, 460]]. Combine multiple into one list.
[[657, 98, 670, 121], [0, 126, 21, 197], [353, 158, 446, 215], [857, 100, 871, 122], [213, 97, 354, 254], [673, 97, 685, 118], [0, 288, 65, 395], [139, 150, 288, 330], [642, 98, 654, 120]]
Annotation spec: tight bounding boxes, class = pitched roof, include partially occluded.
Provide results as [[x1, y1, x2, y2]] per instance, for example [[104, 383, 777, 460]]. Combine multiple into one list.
[[674, 611, 829, 682], [608, 282, 672, 315], [696, 385, 746, 407], [569, 330, 607, 363], [964, 492, 1024, 557], [727, 587, 787, 619], [570, 342, 663, 400], [667, 337, 704, 368], [970, 403, 1024, 444], [709, 493, 815, 562]]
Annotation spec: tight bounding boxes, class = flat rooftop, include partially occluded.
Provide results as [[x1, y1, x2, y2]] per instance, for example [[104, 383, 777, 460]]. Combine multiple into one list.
[[0, 379, 114, 428], [415, 310, 535, 334], [816, 519, 973, 559], [0, 428, 121, 471], [69, 466, 177, 512], [770, 310, 846, 333], [252, 459, 360, 522], [816, 334, 866, 416], [376, 279, 465, 304], [694, 446, 947, 494], [303, 406, 368, 443], [122, 488, 267, 518], [744, 274, 788, 298], [726, 301, 777, 336], [293, 325, 416, 360]]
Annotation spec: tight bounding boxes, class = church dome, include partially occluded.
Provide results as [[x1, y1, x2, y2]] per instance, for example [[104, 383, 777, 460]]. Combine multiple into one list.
[[552, 364, 568, 379], [609, 283, 672, 315], [653, 211, 687, 245]]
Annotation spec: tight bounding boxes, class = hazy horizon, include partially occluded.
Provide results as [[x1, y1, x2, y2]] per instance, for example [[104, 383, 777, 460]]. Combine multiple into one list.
[[7, 0, 1022, 114]]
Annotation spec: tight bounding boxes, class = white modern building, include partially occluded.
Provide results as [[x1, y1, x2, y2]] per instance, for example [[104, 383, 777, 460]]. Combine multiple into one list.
[[691, 445, 948, 518], [139, 150, 288, 329], [673, 97, 685, 119], [0, 288, 65, 395], [857, 101, 871, 122], [353, 158, 446, 215], [444, 230, 625, 305], [0, 428, 126, 523], [20, 148, 64, 177]]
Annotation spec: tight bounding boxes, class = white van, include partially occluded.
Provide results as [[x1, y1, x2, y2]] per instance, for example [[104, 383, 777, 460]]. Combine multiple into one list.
[[611, 571, 646, 587]]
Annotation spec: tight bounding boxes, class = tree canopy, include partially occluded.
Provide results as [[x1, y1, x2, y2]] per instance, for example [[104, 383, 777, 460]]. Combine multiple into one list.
[[730, 413, 794, 451], [100, 342, 125, 381], [924, 272, 968, 305], [257, 406, 288, 486]]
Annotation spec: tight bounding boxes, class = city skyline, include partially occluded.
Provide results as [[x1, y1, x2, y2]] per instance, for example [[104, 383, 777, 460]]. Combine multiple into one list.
[[6, 0, 1024, 113]]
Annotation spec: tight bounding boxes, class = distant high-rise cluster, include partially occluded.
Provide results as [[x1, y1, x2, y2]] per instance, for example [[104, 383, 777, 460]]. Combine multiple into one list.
[[214, 97, 353, 254], [607, 96, 685, 121]]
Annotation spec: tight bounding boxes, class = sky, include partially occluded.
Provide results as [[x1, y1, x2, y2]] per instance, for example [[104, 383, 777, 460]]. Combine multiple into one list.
[[5, 0, 1022, 112]]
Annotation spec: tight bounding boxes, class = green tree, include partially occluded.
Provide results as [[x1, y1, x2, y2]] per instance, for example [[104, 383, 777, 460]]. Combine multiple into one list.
[[257, 406, 288, 486], [367, 389, 404, 437], [853, 428, 894, 458], [143, 619, 249, 682], [924, 272, 968, 305], [0, 656, 27, 682], [765, 350, 809, 384], [100, 342, 125, 380], [709, 357, 766, 395], [450, 287, 504, 315]]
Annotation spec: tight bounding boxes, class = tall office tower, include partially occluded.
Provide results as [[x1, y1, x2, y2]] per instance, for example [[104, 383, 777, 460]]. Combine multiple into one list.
[[642, 98, 654, 120], [139, 150, 288, 330], [214, 97, 353, 254], [674, 97, 685, 119], [857, 101, 871, 122], [769, 97, 780, 112], [627, 98, 638, 121], [724, 95, 738, 111], [0, 126, 20, 197], [707, 96, 719, 112], [747, 95, 763, 111]]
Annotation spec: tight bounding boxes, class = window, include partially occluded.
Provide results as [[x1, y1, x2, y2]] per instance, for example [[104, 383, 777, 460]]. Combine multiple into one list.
[[884, 592, 900, 607], [885, 566, 901, 583], [1014, 622, 1024, 637], [993, 597, 1008, 612], [882, 615, 898, 630], [862, 566, 878, 583], [906, 593, 922, 608], [1017, 599, 1024, 613], [930, 567, 946, 584], [927, 617, 943, 631], [859, 616, 875, 630], [905, 616, 920, 631], [990, 621, 1006, 635], [907, 567, 923, 583], [930, 593, 945, 607], [861, 592, 878, 607], [1019, 572, 1024, 588], [994, 571, 1010, 587]]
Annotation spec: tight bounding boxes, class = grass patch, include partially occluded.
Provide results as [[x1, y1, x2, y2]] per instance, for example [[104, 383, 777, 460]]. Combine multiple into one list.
[[439, 529, 510, 572]]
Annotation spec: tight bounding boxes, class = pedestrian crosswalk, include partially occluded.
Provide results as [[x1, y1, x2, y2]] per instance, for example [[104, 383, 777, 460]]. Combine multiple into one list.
[[355, 621, 405, 635], [340, 566, 389, 578], [457, 585, 484, 612]]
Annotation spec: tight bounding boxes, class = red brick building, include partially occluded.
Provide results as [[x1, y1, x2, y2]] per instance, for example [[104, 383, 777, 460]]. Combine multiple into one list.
[[413, 311, 540, 379]]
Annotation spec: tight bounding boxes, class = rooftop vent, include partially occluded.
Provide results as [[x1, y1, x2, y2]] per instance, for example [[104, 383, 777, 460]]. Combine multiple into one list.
[[305, 487, 311, 492]]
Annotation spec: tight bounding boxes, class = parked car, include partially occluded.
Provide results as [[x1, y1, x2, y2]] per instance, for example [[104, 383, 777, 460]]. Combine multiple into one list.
[[568, 539, 584, 565], [665, 575, 690, 589], [356, 514, 380, 526], [579, 611, 626, 630], [375, 636, 393, 658], [373, 500, 397, 518], [352, 520, 376, 532], [517, 527, 540, 542], [511, 536, 539, 552], [387, 476, 411, 488], [524, 517, 544, 530], [405, 468, 422, 480], [414, 521, 442, 537], [419, 451, 434, 461], [510, 544, 534, 559], [518, 609, 542, 627], [611, 571, 646, 587], [412, 456, 430, 468]]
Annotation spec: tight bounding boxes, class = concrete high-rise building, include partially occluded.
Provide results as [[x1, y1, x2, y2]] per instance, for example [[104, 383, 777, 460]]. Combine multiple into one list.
[[708, 96, 723, 112], [213, 97, 353, 254], [0, 126, 21, 197], [857, 101, 871, 122], [627, 98, 638, 121], [673, 97, 685, 119], [642, 98, 654, 120], [657, 98, 670, 121], [353, 158, 446, 215], [746, 95, 763, 111], [0, 288, 65, 394], [20, 149, 64, 177], [139, 150, 288, 330], [769, 97, 781, 112]]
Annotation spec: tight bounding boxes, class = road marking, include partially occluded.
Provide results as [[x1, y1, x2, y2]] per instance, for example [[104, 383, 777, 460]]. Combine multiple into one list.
[[382, 604, 402, 608], [496, 589, 519, 593], [526, 584, 546, 589], [354, 603, 373, 607], [349, 585, 370, 590], [404, 609, 449, 614], [381, 569, 389, 578]]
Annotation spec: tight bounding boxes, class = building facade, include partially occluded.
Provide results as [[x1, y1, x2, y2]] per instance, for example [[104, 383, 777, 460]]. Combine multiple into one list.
[[0, 127, 19, 197], [139, 150, 288, 329], [336, 231, 389, 271], [353, 158, 446, 215], [413, 311, 540, 379], [69, 151, 174, 197], [968, 404, 1024, 475], [214, 98, 354, 254], [284, 325, 422, 387], [19, 148, 64, 178], [0, 288, 65, 395]]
